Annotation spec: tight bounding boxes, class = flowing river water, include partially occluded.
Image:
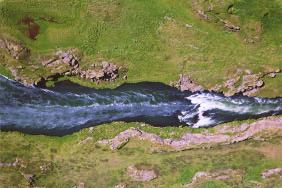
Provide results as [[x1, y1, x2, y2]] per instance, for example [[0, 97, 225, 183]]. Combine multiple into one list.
[[0, 75, 281, 136]]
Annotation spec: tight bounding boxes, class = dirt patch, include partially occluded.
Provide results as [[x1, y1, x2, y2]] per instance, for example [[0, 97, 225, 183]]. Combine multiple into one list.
[[19, 16, 40, 40]]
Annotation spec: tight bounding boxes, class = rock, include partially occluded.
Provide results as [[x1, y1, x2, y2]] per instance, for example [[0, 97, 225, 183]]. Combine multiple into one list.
[[85, 69, 105, 80], [244, 69, 253, 75], [0, 158, 20, 167], [197, 10, 209, 20], [184, 169, 243, 187], [114, 183, 127, 188], [46, 50, 79, 68], [39, 163, 51, 173], [239, 74, 264, 95], [223, 73, 265, 96], [209, 84, 222, 92], [79, 137, 93, 145], [176, 74, 204, 92], [0, 38, 30, 60], [98, 117, 282, 151], [268, 72, 276, 78], [256, 80, 264, 87], [224, 77, 239, 89], [127, 165, 157, 182], [221, 20, 240, 32], [261, 168, 282, 179], [16, 65, 24, 69], [34, 77, 45, 87], [21, 172, 35, 185], [73, 182, 85, 188], [101, 61, 118, 80], [185, 24, 193, 28], [42, 51, 120, 83], [88, 127, 94, 133]]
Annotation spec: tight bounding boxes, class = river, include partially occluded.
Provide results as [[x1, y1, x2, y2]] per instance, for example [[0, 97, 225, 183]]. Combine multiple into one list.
[[0, 75, 281, 136]]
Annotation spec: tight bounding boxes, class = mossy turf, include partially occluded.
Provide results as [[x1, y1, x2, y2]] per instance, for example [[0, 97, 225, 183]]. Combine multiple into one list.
[[1, 122, 282, 187], [0, 0, 281, 96]]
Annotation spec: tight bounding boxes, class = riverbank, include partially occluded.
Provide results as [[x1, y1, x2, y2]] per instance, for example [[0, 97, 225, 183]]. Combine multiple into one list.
[[1, 117, 282, 187], [1, 0, 282, 97]]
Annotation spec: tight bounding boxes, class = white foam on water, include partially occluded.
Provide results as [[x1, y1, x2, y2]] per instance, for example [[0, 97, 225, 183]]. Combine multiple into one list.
[[178, 92, 282, 128]]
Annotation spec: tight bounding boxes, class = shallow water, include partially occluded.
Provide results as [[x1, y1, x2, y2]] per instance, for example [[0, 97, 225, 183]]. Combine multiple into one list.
[[0, 75, 281, 136]]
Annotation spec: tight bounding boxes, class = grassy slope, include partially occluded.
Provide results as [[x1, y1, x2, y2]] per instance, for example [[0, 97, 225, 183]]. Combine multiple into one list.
[[0, 0, 281, 95], [1, 122, 282, 187]]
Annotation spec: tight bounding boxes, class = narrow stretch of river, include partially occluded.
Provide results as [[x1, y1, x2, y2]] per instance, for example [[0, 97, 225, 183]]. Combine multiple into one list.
[[0, 75, 281, 136]]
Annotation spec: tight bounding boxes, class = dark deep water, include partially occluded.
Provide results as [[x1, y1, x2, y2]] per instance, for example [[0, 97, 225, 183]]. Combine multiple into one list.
[[0, 75, 282, 136]]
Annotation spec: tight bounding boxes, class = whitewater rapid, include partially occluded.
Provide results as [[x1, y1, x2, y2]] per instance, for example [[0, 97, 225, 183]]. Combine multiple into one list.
[[0, 75, 281, 135]]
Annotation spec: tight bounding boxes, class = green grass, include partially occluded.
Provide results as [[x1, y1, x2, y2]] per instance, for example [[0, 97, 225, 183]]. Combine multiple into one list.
[[0, 0, 281, 96]]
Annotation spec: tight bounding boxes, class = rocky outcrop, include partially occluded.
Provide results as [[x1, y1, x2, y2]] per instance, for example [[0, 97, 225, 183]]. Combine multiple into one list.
[[176, 74, 204, 92], [220, 19, 240, 32], [42, 49, 80, 78], [224, 73, 264, 96], [127, 165, 157, 182], [80, 61, 118, 81], [261, 168, 282, 179], [98, 117, 282, 151], [212, 69, 281, 96], [7, 66, 38, 86], [43, 50, 79, 67], [184, 169, 243, 187], [0, 37, 29, 60], [42, 50, 119, 83]]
